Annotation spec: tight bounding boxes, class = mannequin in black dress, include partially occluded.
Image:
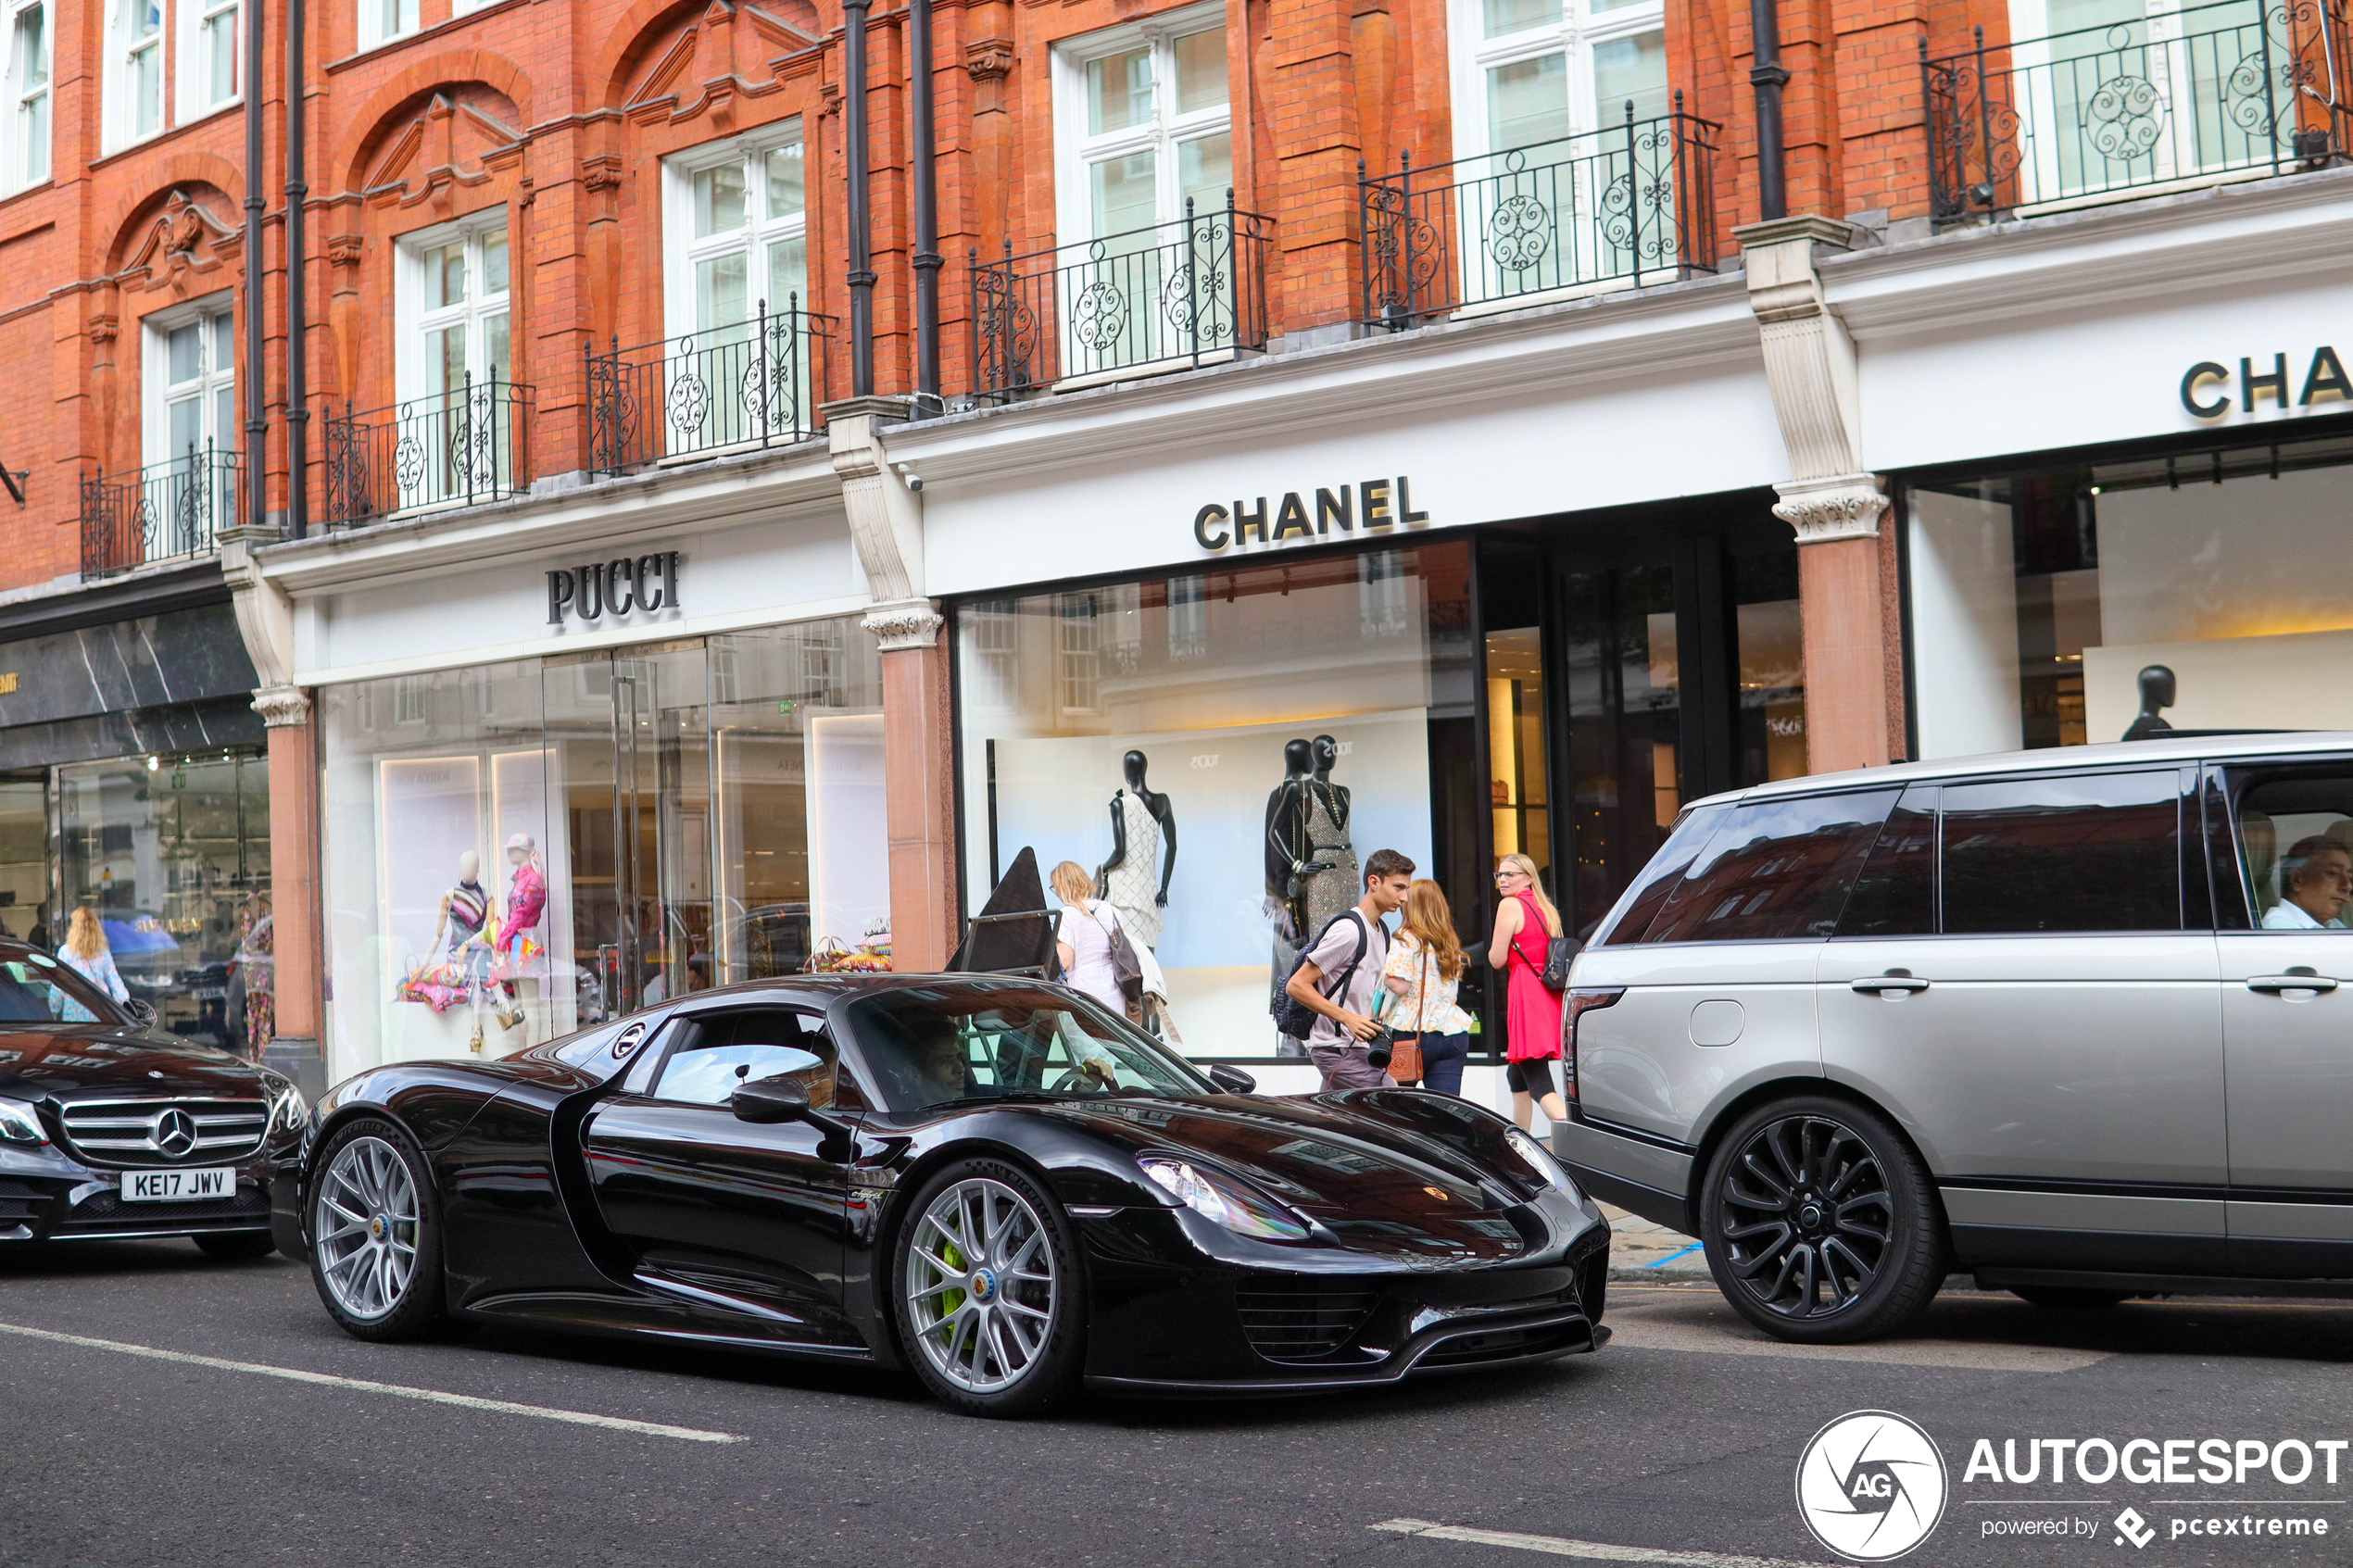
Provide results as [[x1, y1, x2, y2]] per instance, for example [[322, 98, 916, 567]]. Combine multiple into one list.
[[1264, 738, 1319, 941], [1095, 749, 1177, 947]]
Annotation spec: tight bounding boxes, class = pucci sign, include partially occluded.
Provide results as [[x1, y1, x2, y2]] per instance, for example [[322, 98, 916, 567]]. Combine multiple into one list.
[[1192, 476, 1430, 552], [547, 551, 683, 627], [2180, 347, 2353, 420]]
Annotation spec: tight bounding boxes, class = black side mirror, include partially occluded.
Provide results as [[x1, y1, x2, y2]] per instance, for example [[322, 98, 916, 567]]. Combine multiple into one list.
[[121, 999, 158, 1029], [731, 1074, 812, 1123], [1206, 1063, 1257, 1095]]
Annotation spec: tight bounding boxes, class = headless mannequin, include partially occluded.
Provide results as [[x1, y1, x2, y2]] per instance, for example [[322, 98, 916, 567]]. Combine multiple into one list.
[[1095, 750, 1178, 928], [429, 850, 497, 1053]]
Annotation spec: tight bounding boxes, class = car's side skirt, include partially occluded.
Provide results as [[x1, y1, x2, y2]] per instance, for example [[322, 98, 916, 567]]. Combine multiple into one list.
[[460, 1289, 879, 1362]]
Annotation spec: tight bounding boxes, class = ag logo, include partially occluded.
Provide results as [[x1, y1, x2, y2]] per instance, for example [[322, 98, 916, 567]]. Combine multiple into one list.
[[1794, 1411, 1948, 1562]]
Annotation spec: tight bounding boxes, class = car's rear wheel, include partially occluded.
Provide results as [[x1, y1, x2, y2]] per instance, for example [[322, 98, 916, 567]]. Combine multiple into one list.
[[891, 1159, 1085, 1417], [193, 1230, 275, 1261], [1701, 1095, 1944, 1344], [308, 1118, 445, 1342], [2010, 1286, 2133, 1310]]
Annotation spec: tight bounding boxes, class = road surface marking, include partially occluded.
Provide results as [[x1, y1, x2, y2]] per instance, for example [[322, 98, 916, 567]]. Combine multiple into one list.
[[1372, 1518, 1839, 1568], [0, 1321, 745, 1444]]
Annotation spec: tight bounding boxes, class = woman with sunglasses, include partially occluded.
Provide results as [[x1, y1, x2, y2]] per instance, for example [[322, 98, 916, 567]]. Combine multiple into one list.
[[1488, 853, 1567, 1131]]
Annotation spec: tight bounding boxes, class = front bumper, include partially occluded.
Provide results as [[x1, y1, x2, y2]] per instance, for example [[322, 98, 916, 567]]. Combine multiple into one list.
[[0, 1142, 283, 1243], [1075, 1190, 1613, 1395]]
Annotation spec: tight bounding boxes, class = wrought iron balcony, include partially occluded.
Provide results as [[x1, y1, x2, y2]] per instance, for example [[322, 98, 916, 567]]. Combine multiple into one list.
[[971, 195, 1271, 400], [1923, 1, 2353, 226], [1359, 100, 1720, 329], [320, 377, 533, 529], [79, 445, 240, 578], [586, 301, 832, 476]]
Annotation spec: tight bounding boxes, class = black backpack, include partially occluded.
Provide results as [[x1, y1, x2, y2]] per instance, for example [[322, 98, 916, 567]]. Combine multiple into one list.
[[1272, 910, 1372, 1041]]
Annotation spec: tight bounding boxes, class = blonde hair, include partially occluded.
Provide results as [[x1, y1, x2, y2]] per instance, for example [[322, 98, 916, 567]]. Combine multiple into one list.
[[1498, 853, 1562, 937], [1402, 880, 1466, 982], [66, 906, 106, 960], [1049, 860, 1097, 908]]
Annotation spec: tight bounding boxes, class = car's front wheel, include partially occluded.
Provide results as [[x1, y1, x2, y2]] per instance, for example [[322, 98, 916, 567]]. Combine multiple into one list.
[[890, 1159, 1086, 1417], [1701, 1095, 1944, 1344], [308, 1117, 445, 1341]]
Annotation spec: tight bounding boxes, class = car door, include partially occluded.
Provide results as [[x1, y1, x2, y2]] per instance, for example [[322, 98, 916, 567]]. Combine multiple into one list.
[[1817, 766, 2228, 1272], [2211, 758, 2353, 1274], [1574, 788, 1898, 1144], [579, 1004, 859, 1344]]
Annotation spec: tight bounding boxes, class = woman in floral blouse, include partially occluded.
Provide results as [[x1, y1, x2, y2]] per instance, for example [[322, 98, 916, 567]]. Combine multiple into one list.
[[1378, 880, 1476, 1095]]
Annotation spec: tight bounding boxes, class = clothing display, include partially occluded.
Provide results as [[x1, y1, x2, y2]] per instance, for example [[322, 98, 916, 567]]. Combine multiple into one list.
[[1096, 751, 1177, 950], [1263, 738, 1318, 943], [498, 834, 547, 963], [1299, 783, 1359, 939]]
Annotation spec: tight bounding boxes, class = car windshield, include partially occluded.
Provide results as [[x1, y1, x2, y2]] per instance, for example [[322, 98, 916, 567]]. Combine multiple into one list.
[[0, 950, 123, 1025], [845, 982, 1211, 1111]]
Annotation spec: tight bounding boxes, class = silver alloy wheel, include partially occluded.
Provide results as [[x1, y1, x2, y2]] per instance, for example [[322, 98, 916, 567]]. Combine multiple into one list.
[[903, 1177, 1057, 1394], [314, 1135, 421, 1321]]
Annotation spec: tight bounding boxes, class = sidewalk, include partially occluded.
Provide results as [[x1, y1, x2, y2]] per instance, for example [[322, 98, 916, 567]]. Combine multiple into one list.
[[1598, 1202, 1712, 1284]]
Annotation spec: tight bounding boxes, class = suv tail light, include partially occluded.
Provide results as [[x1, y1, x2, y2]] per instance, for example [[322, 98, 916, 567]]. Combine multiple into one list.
[[1560, 988, 1624, 1102]]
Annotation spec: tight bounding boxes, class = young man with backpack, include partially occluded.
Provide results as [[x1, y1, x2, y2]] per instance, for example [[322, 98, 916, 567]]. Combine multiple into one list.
[[1283, 848, 1416, 1091]]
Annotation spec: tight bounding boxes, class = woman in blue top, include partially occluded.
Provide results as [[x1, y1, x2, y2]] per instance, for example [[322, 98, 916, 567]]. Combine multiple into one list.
[[57, 907, 129, 1022]]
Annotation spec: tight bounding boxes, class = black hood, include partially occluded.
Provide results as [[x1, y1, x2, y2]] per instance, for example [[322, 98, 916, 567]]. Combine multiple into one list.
[[0, 1030, 268, 1103]]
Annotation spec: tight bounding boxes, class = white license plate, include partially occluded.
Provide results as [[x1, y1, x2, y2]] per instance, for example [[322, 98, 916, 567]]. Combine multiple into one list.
[[120, 1168, 235, 1202]]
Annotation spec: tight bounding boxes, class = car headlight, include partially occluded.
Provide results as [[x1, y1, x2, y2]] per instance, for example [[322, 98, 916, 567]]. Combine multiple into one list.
[[1504, 1126, 1581, 1198], [0, 1098, 44, 1145], [265, 1079, 308, 1138], [1138, 1157, 1312, 1241]]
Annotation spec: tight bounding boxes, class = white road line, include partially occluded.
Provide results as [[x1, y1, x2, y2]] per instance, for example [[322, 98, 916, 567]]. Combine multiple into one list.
[[1372, 1518, 1842, 1568], [0, 1321, 745, 1444]]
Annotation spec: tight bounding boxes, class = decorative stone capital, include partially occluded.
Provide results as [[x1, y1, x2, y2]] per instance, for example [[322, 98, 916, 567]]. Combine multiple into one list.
[[964, 39, 1013, 81], [251, 685, 312, 728], [862, 597, 943, 651], [1772, 475, 1889, 544], [325, 232, 364, 269], [580, 155, 622, 193]]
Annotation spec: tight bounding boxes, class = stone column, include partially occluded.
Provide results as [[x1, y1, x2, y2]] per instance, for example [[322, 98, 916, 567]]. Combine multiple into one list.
[[865, 599, 957, 972], [253, 685, 326, 1099], [1738, 215, 1905, 774]]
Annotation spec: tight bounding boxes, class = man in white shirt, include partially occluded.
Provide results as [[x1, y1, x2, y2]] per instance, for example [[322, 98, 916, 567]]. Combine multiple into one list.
[[2264, 835, 2353, 929], [1285, 848, 1415, 1091]]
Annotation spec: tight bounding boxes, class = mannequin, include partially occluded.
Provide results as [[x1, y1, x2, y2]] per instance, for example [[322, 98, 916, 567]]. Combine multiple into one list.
[[1095, 750, 1177, 948], [495, 834, 547, 1034], [1298, 734, 1359, 939], [2122, 664, 2177, 741], [428, 850, 497, 1053], [1264, 738, 1318, 942]]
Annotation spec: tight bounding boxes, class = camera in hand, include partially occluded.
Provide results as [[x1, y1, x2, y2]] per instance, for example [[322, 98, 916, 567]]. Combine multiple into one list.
[[1364, 1025, 1396, 1072]]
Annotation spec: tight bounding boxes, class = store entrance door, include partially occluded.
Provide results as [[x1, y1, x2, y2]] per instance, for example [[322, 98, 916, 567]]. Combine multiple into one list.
[[546, 644, 712, 1022]]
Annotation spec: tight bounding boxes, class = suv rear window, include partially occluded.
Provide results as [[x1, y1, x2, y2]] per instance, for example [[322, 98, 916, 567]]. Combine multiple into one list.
[[1638, 790, 1898, 944], [1941, 771, 2181, 934]]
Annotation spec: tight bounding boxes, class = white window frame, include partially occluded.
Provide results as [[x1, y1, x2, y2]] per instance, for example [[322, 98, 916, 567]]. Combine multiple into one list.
[[1445, 0, 1667, 162], [104, 0, 165, 152], [4, 0, 47, 189], [173, 0, 236, 124], [394, 209, 510, 405], [355, 0, 418, 54], [1050, 1, 1231, 249], [659, 118, 810, 342], [140, 291, 235, 471]]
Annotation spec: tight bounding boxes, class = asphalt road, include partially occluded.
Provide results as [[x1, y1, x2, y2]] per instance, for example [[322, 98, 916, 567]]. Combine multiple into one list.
[[5, 1240, 2353, 1568]]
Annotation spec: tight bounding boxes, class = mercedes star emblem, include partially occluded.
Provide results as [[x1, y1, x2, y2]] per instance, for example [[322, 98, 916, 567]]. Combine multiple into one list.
[[153, 1108, 198, 1158]]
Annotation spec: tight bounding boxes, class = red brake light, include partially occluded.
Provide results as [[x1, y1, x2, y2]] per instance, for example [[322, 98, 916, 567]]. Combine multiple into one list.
[[1560, 988, 1624, 1102]]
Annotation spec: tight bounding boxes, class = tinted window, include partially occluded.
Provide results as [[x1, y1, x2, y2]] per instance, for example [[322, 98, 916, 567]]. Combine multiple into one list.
[[2228, 768, 2353, 933], [652, 1010, 838, 1109], [0, 953, 120, 1023], [1642, 790, 1898, 944], [844, 982, 1209, 1110], [1941, 771, 2180, 934], [1599, 804, 1730, 946], [1836, 785, 1938, 936]]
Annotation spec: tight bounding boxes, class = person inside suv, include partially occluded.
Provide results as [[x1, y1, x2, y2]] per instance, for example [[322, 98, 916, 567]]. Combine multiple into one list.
[[2263, 834, 2352, 929]]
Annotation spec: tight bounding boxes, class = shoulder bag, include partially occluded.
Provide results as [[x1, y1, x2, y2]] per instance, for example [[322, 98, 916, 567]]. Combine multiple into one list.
[[1512, 895, 1575, 995], [1091, 906, 1148, 1022]]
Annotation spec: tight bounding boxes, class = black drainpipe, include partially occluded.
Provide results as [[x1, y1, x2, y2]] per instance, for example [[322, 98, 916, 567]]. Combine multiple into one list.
[[909, 0, 940, 408], [843, 0, 875, 397], [284, 0, 308, 536], [1750, 0, 1789, 220], [242, 0, 266, 531]]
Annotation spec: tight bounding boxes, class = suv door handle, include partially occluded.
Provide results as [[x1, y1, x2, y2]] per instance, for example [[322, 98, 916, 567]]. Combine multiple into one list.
[[2247, 973, 2341, 994], [1851, 974, 1931, 994]]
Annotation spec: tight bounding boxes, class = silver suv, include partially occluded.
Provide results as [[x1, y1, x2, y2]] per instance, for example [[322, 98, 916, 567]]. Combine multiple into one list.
[[1555, 733, 2353, 1342]]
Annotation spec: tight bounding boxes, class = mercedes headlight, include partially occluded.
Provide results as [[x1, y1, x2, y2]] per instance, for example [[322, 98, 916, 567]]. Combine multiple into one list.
[[265, 1078, 308, 1138], [1504, 1126, 1581, 1198], [1138, 1157, 1311, 1241], [0, 1098, 44, 1145]]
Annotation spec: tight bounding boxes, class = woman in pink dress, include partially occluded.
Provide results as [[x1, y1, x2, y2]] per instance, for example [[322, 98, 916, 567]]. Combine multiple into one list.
[[1488, 852, 1567, 1131]]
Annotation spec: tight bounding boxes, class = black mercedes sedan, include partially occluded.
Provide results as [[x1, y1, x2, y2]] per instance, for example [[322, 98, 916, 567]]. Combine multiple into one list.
[[0, 941, 306, 1254], [283, 974, 1611, 1416]]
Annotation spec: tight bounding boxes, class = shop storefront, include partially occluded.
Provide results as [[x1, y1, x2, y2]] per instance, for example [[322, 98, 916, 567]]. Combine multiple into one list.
[[0, 593, 271, 1048]]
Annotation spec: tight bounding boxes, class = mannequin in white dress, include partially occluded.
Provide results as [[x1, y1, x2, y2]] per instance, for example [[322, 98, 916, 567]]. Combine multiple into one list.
[[1095, 749, 1176, 948]]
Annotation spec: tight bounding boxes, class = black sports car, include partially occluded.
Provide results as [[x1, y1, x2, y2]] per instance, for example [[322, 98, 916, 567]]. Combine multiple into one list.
[[0, 940, 305, 1253], [283, 974, 1610, 1415]]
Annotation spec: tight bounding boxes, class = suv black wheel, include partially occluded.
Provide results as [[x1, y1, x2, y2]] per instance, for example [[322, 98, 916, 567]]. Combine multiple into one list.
[[1701, 1095, 1944, 1344], [308, 1116, 446, 1342], [193, 1231, 276, 1261]]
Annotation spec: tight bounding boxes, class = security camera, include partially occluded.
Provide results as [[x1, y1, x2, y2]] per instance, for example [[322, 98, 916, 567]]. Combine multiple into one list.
[[896, 463, 924, 493]]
